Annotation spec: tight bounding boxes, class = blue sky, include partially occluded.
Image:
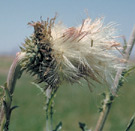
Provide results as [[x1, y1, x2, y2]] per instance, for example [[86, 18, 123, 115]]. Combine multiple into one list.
[[0, 0, 135, 54]]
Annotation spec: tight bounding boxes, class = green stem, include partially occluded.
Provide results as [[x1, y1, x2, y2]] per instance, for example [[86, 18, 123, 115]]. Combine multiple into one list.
[[46, 87, 58, 131], [95, 93, 114, 131], [0, 52, 25, 130], [94, 25, 135, 131]]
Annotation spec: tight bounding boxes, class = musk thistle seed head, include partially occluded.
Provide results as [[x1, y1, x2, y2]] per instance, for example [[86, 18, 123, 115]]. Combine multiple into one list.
[[20, 16, 123, 90]]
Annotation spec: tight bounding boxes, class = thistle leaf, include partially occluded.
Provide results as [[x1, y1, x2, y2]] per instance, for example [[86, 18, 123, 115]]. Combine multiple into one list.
[[79, 122, 90, 131], [53, 122, 62, 131], [126, 114, 135, 131]]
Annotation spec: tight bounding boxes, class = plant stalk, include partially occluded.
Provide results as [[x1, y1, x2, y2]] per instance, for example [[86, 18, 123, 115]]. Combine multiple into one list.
[[46, 88, 52, 131], [95, 93, 114, 131], [112, 25, 135, 95], [95, 25, 135, 131], [0, 52, 25, 131], [45, 87, 57, 131]]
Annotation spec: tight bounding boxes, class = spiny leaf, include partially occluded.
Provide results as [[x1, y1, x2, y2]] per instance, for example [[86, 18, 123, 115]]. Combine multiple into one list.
[[124, 66, 135, 78], [0, 85, 4, 98], [10, 105, 19, 111], [4, 84, 12, 108], [9, 106, 19, 116], [3, 100, 8, 117], [79, 122, 90, 131], [126, 114, 135, 131], [53, 122, 62, 131]]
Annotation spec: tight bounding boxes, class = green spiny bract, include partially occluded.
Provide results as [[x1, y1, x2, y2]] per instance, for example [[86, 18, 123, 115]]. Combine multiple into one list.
[[20, 17, 59, 90]]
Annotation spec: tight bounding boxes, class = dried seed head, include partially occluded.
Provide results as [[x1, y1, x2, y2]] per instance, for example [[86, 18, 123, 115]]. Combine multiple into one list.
[[21, 16, 123, 90], [21, 16, 59, 89]]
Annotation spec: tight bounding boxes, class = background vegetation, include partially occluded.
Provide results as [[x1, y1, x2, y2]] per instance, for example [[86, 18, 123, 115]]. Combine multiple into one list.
[[0, 56, 135, 131]]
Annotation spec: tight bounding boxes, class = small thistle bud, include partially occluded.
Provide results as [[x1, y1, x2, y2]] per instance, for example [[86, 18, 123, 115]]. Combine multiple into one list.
[[20, 16, 123, 90]]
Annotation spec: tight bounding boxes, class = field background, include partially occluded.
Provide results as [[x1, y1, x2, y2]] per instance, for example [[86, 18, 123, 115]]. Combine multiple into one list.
[[0, 56, 135, 131]]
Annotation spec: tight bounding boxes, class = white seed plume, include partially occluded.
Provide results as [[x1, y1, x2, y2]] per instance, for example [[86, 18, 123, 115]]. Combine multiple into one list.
[[51, 17, 123, 88]]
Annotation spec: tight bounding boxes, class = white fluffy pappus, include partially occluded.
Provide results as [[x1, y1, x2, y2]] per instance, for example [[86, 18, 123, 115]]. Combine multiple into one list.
[[50, 17, 123, 88]]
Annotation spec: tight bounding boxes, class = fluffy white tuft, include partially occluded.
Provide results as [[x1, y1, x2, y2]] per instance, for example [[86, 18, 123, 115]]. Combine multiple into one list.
[[50, 17, 123, 87]]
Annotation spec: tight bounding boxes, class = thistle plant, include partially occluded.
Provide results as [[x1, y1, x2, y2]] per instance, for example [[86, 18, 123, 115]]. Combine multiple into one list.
[[0, 14, 135, 131], [19, 16, 124, 130], [21, 16, 123, 90]]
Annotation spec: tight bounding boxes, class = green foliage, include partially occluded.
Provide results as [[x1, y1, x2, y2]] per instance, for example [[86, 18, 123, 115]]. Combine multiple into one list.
[[0, 83, 18, 131], [118, 66, 135, 90], [79, 122, 90, 131], [0, 86, 4, 108], [98, 92, 114, 112], [126, 114, 135, 131], [53, 122, 62, 131]]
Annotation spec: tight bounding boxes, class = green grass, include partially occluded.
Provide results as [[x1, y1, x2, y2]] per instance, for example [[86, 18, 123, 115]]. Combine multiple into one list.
[[0, 56, 135, 131]]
